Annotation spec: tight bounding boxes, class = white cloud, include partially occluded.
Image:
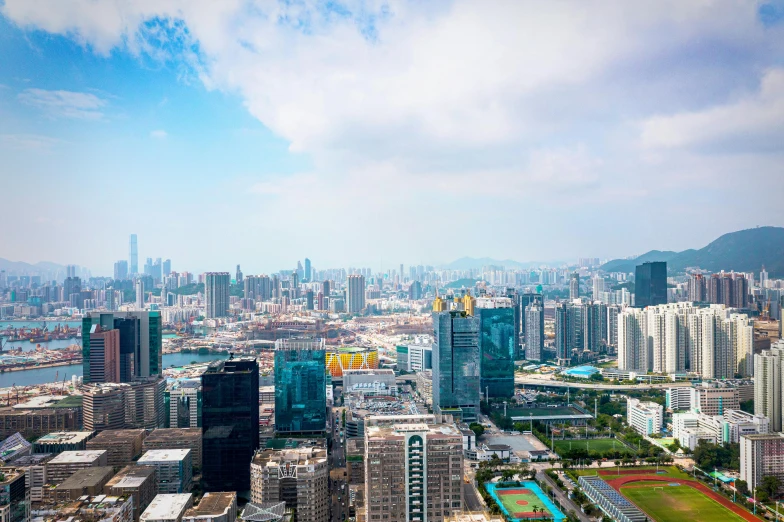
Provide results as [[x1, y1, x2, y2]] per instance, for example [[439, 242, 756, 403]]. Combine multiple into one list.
[[3, 1, 784, 265], [641, 68, 784, 152], [18, 88, 107, 120], [150, 129, 168, 139]]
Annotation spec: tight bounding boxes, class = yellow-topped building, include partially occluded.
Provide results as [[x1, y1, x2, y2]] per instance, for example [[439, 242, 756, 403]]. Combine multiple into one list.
[[325, 347, 379, 377]]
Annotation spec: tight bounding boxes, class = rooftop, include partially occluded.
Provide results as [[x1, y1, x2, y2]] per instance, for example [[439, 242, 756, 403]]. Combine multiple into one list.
[[184, 492, 236, 517], [105, 465, 156, 489], [366, 421, 461, 439], [56, 466, 115, 490], [35, 431, 95, 444], [48, 450, 107, 465], [0, 467, 25, 485], [145, 428, 202, 444], [253, 442, 327, 467], [141, 493, 193, 520], [88, 429, 145, 444], [138, 449, 191, 463], [37, 495, 131, 520]]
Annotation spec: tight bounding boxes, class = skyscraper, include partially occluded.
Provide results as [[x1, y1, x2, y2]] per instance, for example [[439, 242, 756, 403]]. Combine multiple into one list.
[[235, 265, 243, 284], [82, 311, 163, 383], [304, 258, 312, 282], [346, 274, 366, 313], [569, 273, 580, 300], [129, 234, 138, 275], [114, 260, 129, 281], [476, 300, 515, 398], [274, 338, 327, 434], [525, 301, 544, 362], [201, 357, 259, 492], [135, 279, 144, 310], [205, 272, 230, 318], [517, 293, 542, 358], [635, 261, 667, 308], [163, 259, 171, 276], [86, 325, 120, 384], [554, 302, 571, 365], [432, 310, 480, 422]]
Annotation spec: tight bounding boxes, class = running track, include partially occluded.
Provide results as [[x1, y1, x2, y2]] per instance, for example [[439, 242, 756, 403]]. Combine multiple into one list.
[[604, 475, 762, 522]]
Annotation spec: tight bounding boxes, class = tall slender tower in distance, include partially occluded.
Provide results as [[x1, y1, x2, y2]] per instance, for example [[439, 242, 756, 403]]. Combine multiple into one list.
[[129, 234, 138, 275]]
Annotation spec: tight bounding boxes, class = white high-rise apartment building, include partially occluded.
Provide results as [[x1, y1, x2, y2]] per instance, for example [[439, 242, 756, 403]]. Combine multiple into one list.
[[618, 308, 647, 371], [755, 342, 784, 431], [592, 276, 604, 301], [346, 274, 366, 314], [618, 303, 753, 378]]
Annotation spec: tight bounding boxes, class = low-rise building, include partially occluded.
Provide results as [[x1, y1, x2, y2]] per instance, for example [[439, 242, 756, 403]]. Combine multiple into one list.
[[13, 453, 53, 502], [0, 433, 31, 464], [105, 465, 158, 522], [343, 369, 398, 396], [345, 438, 364, 485], [182, 492, 237, 522], [141, 493, 194, 522], [137, 449, 193, 494], [626, 398, 663, 436], [50, 466, 115, 502], [0, 405, 81, 440], [32, 431, 95, 454], [86, 429, 147, 466], [45, 450, 108, 484], [142, 429, 202, 470], [31, 494, 133, 522]]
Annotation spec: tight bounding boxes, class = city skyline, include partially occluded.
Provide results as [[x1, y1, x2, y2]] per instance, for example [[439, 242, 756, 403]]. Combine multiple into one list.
[[1, 2, 783, 273]]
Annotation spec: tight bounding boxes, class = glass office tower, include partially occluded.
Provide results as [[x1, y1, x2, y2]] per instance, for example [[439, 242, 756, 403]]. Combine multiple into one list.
[[432, 310, 480, 422], [82, 311, 162, 383], [478, 307, 515, 398], [274, 338, 327, 434], [635, 261, 667, 308], [201, 357, 260, 493]]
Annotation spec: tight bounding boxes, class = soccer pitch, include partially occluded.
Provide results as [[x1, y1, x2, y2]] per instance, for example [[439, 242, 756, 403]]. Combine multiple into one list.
[[552, 437, 634, 455], [621, 483, 750, 522]]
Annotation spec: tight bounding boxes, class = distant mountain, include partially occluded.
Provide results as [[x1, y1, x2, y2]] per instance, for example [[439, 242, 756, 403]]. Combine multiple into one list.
[[0, 258, 68, 274], [600, 250, 679, 274], [601, 226, 784, 276], [443, 257, 557, 270]]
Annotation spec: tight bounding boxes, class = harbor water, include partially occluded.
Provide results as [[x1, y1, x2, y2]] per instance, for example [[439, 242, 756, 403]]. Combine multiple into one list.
[[0, 351, 229, 388]]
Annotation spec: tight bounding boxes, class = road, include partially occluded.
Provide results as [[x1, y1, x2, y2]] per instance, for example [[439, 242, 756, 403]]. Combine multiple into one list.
[[516, 375, 693, 390], [536, 470, 591, 522], [329, 406, 348, 522], [463, 483, 484, 511]]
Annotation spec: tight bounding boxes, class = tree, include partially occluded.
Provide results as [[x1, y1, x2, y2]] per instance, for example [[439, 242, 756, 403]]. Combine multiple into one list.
[[760, 476, 781, 498], [469, 422, 485, 438]]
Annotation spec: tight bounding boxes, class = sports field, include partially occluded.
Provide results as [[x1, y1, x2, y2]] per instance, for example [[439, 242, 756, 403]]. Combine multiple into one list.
[[621, 483, 749, 522], [552, 437, 634, 455], [496, 488, 554, 519]]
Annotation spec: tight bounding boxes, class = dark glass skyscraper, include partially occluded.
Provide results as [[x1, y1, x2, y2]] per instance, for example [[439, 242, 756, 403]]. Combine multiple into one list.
[[201, 357, 259, 493], [274, 338, 327, 434], [82, 311, 162, 383], [635, 261, 667, 308], [432, 310, 480, 422], [478, 307, 515, 398]]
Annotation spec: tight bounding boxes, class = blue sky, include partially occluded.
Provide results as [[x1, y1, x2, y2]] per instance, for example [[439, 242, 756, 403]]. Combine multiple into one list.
[[1, 1, 783, 276]]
